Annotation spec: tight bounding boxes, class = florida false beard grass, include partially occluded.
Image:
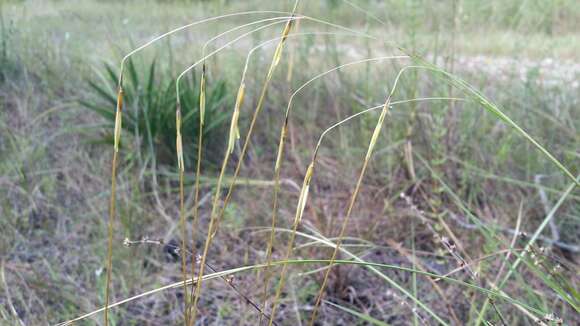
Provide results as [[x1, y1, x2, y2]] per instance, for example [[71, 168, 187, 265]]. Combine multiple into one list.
[[161, 16, 299, 325], [267, 160, 314, 326], [181, 16, 297, 325], [185, 11, 378, 324], [98, 7, 385, 325], [100, 11, 303, 325], [265, 55, 408, 325], [174, 101, 190, 325], [166, 12, 363, 324], [104, 81, 124, 326], [177, 29, 373, 323], [308, 92, 393, 326], [99, 4, 577, 325], [306, 66, 456, 324], [270, 96, 470, 326], [188, 6, 300, 325], [189, 11, 373, 323]]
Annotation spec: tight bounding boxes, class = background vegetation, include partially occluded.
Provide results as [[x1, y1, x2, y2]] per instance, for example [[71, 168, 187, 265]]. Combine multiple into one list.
[[1, 0, 578, 325]]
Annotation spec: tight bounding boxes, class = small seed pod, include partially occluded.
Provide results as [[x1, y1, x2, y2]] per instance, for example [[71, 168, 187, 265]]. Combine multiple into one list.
[[228, 83, 245, 154], [295, 162, 314, 224], [365, 97, 391, 160], [113, 87, 124, 152], [176, 107, 184, 171], [199, 64, 206, 127], [274, 126, 287, 172]]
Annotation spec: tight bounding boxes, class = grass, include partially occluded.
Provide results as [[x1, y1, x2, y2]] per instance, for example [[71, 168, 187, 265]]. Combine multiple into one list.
[[1, 0, 579, 325]]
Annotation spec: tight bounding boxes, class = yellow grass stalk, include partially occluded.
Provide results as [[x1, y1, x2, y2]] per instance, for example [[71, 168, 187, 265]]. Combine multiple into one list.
[[104, 84, 123, 326], [182, 17, 298, 322], [286, 19, 300, 83], [187, 97, 204, 326], [267, 161, 314, 326], [228, 83, 244, 154], [265, 56, 407, 324], [176, 22, 364, 320], [199, 65, 206, 127], [186, 7, 301, 324], [175, 103, 189, 325], [308, 67, 407, 325]]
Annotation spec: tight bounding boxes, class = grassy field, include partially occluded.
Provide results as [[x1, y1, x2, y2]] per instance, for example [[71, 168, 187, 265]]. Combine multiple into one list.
[[1, 0, 579, 325]]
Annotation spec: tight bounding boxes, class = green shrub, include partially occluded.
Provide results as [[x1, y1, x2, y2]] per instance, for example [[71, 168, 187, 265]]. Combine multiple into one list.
[[81, 59, 230, 169]]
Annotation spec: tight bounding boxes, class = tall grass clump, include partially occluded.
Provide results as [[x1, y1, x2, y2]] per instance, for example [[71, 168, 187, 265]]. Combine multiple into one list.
[[38, 1, 579, 325], [93, 11, 292, 324]]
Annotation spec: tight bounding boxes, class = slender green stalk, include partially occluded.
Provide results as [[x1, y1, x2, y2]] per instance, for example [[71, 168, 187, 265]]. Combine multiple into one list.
[[411, 220, 418, 326], [476, 175, 579, 323], [325, 300, 391, 326], [173, 21, 367, 324]]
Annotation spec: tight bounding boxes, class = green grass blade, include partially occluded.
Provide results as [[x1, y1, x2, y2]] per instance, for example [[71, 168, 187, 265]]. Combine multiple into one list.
[[324, 300, 391, 326]]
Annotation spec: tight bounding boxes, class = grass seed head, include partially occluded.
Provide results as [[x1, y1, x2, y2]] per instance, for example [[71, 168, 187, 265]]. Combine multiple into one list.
[[176, 107, 184, 172], [228, 83, 245, 154], [113, 87, 124, 153], [274, 126, 287, 172], [295, 162, 314, 224], [365, 98, 390, 160], [199, 64, 207, 127], [269, 19, 295, 74]]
